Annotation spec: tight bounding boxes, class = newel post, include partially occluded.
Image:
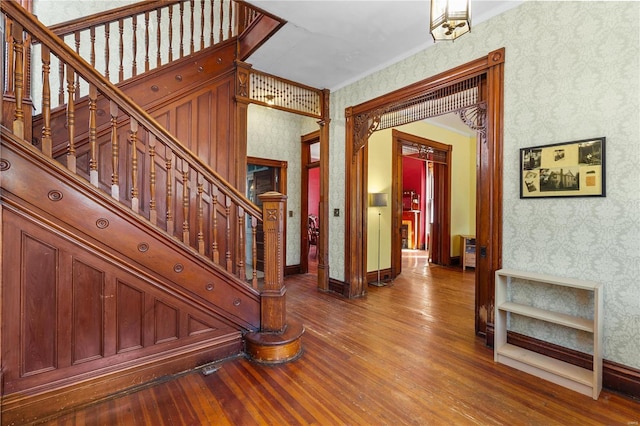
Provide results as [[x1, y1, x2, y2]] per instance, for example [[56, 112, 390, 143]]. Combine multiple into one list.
[[245, 191, 304, 364], [259, 191, 287, 331]]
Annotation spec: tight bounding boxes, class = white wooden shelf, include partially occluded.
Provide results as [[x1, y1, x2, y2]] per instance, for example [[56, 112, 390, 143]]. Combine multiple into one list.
[[494, 269, 602, 400], [499, 302, 594, 332]]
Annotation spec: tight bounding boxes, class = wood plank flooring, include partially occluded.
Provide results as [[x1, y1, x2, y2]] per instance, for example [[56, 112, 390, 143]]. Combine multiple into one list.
[[39, 251, 639, 425]]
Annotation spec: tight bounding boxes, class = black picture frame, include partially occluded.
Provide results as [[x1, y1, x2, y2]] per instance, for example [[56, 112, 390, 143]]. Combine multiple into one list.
[[520, 137, 605, 198]]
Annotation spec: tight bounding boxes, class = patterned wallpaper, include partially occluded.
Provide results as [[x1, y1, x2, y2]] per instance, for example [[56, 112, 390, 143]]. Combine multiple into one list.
[[330, 1, 640, 369], [247, 105, 318, 266]]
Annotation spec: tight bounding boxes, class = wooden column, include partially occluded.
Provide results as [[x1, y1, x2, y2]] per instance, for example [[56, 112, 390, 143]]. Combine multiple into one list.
[[317, 89, 330, 292], [245, 191, 304, 364]]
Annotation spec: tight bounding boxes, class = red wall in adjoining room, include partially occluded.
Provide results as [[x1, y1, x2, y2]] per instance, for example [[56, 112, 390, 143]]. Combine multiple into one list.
[[402, 156, 426, 249], [308, 166, 320, 217]]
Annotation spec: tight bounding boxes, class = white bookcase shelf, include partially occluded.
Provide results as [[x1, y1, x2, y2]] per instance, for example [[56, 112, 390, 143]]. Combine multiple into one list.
[[494, 268, 603, 399]]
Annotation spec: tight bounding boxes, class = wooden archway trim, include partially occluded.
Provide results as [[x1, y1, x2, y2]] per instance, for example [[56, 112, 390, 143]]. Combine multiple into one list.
[[344, 48, 504, 340]]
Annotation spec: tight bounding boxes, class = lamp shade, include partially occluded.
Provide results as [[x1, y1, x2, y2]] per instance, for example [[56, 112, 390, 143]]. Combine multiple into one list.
[[430, 0, 471, 41], [369, 192, 388, 207]]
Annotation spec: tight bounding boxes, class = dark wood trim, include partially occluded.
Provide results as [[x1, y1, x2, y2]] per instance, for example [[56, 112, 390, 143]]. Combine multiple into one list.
[[300, 130, 320, 275], [507, 332, 640, 400], [327, 278, 350, 298], [237, 2, 287, 61], [391, 129, 453, 275], [317, 89, 331, 292], [285, 264, 302, 276], [344, 49, 505, 342], [366, 268, 393, 285], [1, 337, 243, 425]]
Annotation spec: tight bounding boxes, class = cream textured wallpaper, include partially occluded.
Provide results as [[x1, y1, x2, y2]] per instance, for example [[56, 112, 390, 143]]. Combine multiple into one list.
[[330, 1, 640, 369], [247, 104, 319, 267]]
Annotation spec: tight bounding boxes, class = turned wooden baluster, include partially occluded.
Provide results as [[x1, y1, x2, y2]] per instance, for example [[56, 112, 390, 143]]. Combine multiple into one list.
[[189, 0, 195, 54], [104, 22, 110, 81], [130, 119, 139, 213], [66, 65, 77, 173], [178, 2, 184, 58], [110, 101, 119, 198], [58, 60, 64, 106], [118, 19, 124, 82], [182, 165, 190, 245], [200, 0, 205, 50], [168, 5, 174, 62], [212, 191, 219, 264], [237, 207, 246, 281], [251, 216, 258, 289], [209, 0, 214, 45], [74, 31, 80, 100], [227, 0, 233, 38], [11, 22, 25, 139], [144, 11, 150, 72], [90, 27, 96, 69], [131, 15, 138, 77], [41, 45, 52, 157], [197, 181, 205, 255], [218, 0, 224, 42], [5, 20, 14, 94], [225, 196, 232, 272], [149, 136, 158, 225], [156, 9, 162, 67], [88, 84, 98, 186], [166, 153, 175, 234]]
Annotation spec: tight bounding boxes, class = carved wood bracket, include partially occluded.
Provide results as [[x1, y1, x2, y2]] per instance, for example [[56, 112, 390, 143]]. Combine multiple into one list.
[[455, 102, 487, 141]]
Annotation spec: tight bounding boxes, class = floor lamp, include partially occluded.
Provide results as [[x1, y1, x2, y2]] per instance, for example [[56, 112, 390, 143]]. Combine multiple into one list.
[[369, 192, 388, 287]]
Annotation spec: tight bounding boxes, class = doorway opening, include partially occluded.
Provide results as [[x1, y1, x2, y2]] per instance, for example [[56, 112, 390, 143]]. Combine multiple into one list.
[[300, 130, 320, 275], [247, 157, 287, 274], [391, 129, 459, 280], [345, 49, 504, 341]]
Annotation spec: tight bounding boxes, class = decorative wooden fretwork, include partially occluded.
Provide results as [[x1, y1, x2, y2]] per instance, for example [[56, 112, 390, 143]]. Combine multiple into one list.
[[249, 69, 322, 119], [456, 102, 487, 141], [352, 75, 486, 155]]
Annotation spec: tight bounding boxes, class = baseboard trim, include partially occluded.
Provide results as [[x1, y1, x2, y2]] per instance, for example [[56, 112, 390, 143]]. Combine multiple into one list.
[[328, 278, 350, 298], [285, 264, 301, 276], [1, 335, 243, 424], [366, 268, 392, 285], [507, 331, 640, 400]]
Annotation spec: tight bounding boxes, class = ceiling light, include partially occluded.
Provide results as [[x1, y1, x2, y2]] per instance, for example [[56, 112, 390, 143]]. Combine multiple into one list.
[[430, 0, 471, 41]]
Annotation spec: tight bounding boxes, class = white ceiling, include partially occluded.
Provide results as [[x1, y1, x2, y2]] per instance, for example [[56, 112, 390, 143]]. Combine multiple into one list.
[[246, 0, 523, 92]]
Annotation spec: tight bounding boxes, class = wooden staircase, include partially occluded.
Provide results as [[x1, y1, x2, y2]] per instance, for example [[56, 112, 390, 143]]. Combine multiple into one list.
[[0, 1, 306, 423]]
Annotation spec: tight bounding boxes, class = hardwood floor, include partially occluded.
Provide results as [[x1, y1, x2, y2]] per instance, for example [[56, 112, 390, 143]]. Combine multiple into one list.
[[39, 252, 639, 425]]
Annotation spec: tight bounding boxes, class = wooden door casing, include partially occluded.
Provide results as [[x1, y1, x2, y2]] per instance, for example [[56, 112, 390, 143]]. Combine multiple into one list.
[[345, 49, 504, 340], [391, 130, 452, 278]]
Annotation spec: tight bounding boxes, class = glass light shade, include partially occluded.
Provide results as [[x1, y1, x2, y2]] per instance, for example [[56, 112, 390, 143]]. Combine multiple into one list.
[[430, 0, 471, 41]]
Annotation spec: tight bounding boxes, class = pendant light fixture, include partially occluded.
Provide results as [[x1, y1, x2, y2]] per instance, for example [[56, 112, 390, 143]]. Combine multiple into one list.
[[430, 0, 471, 41]]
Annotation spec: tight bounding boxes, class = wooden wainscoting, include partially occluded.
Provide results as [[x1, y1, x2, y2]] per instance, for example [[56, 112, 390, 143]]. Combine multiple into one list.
[[39, 261, 640, 425]]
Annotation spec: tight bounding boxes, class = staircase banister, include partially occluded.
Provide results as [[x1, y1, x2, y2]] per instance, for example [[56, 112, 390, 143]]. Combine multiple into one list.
[[2, 0, 261, 219], [45, 0, 181, 40]]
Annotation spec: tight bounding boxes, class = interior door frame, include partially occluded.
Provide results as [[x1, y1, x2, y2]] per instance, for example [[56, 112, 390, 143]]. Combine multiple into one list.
[[300, 130, 320, 273], [391, 129, 452, 278], [344, 48, 504, 341], [247, 156, 288, 271]]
